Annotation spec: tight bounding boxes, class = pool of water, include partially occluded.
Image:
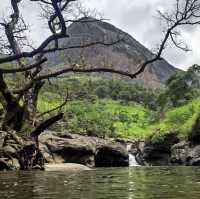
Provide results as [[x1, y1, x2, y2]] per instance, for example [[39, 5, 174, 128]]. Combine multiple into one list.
[[1, 167, 200, 199]]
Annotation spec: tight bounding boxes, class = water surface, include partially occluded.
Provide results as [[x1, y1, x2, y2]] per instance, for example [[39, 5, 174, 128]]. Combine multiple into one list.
[[1, 167, 200, 199]]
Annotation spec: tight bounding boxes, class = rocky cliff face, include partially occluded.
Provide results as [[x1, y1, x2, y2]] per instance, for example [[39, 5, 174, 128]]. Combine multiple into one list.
[[47, 17, 178, 88]]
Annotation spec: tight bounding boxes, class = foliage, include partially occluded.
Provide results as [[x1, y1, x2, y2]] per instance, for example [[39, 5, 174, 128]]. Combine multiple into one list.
[[38, 92, 153, 139], [150, 97, 200, 141], [41, 75, 160, 110], [157, 65, 200, 111], [32, 70, 200, 140]]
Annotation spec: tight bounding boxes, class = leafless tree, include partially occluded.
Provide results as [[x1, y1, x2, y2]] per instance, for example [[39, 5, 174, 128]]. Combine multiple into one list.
[[0, 0, 200, 139]]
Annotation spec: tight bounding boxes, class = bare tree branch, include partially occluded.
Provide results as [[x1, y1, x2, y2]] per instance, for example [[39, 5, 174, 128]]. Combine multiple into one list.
[[0, 58, 47, 74], [30, 112, 64, 137]]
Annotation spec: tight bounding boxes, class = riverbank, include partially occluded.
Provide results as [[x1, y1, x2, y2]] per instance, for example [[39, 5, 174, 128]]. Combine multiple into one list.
[[0, 131, 131, 171], [135, 131, 200, 166], [2, 126, 200, 171]]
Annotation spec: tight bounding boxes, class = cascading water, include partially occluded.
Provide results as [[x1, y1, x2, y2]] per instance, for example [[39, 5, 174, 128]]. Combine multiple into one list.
[[129, 153, 140, 167], [127, 144, 140, 167]]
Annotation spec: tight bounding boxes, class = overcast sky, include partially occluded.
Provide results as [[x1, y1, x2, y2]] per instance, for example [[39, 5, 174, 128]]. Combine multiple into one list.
[[0, 0, 200, 70]]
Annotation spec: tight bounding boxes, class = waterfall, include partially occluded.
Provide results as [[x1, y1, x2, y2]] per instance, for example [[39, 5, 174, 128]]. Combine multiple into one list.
[[126, 143, 140, 166], [129, 153, 139, 167]]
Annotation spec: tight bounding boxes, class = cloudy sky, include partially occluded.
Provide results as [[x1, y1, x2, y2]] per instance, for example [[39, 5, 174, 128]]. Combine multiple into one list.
[[0, 0, 200, 70]]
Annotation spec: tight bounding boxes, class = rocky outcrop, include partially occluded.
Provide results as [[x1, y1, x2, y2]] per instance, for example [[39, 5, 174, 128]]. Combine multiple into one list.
[[39, 133, 95, 167], [171, 142, 200, 166], [39, 131, 129, 168], [136, 133, 179, 166], [46, 17, 178, 88], [0, 131, 129, 171], [170, 116, 200, 166], [0, 131, 44, 171], [135, 129, 200, 166], [95, 144, 129, 167]]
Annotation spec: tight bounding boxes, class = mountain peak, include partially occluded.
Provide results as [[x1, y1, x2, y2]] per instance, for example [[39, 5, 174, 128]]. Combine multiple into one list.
[[47, 19, 178, 88]]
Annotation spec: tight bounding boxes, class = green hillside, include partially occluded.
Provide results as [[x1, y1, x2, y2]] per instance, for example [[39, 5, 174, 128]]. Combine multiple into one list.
[[2, 68, 200, 141], [35, 71, 200, 140]]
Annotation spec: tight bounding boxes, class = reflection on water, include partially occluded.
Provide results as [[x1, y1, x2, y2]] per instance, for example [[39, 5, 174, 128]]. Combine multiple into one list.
[[1, 167, 200, 199]]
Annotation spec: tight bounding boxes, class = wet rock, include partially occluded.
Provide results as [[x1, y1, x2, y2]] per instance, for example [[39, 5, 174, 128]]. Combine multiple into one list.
[[171, 141, 200, 166], [188, 145, 200, 166], [136, 133, 179, 166], [95, 143, 129, 167], [0, 158, 9, 170], [114, 138, 139, 155], [171, 141, 190, 165], [8, 158, 20, 170]]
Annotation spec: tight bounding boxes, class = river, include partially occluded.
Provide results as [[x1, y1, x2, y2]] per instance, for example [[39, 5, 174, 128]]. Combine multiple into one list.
[[1, 167, 200, 199]]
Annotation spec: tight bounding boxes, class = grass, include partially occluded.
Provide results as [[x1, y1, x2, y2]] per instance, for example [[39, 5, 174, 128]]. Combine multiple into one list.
[[150, 97, 200, 140]]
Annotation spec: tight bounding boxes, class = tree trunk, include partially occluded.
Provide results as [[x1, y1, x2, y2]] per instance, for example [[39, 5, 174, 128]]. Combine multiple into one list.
[[23, 80, 45, 122], [0, 73, 25, 131]]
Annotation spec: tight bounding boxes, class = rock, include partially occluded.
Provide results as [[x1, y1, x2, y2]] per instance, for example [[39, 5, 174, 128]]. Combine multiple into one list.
[[8, 158, 20, 170], [39, 131, 129, 167], [0, 133, 45, 171], [39, 133, 95, 167], [171, 141, 190, 165], [32, 165, 44, 170], [171, 141, 200, 166], [18, 142, 45, 170], [95, 143, 129, 167], [45, 163, 91, 172], [136, 133, 179, 166], [188, 145, 200, 166], [0, 158, 9, 170], [3, 145, 17, 156], [114, 138, 139, 155], [1, 130, 129, 170], [47, 17, 177, 88]]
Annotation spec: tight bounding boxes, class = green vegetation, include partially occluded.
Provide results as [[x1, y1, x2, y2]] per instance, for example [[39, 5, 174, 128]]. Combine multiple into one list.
[[150, 97, 200, 142], [4, 65, 200, 140], [38, 80, 154, 139]]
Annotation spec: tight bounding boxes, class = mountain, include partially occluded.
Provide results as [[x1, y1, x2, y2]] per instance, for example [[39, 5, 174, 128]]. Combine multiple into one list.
[[46, 17, 178, 88]]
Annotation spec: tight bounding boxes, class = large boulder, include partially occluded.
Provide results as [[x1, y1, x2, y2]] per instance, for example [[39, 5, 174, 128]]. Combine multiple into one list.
[[95, 143, 129, 167], [39, 132, 96, 167], [39, 131, 129, 168], [171, 141, 200, 166], [188, 145, 200, 165], [136, 133, 179, 166], [171, 141, 190, 165]]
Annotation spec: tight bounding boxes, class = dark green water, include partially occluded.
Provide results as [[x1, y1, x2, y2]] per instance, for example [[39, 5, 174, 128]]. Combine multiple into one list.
[[1, 167, 200, 199]]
